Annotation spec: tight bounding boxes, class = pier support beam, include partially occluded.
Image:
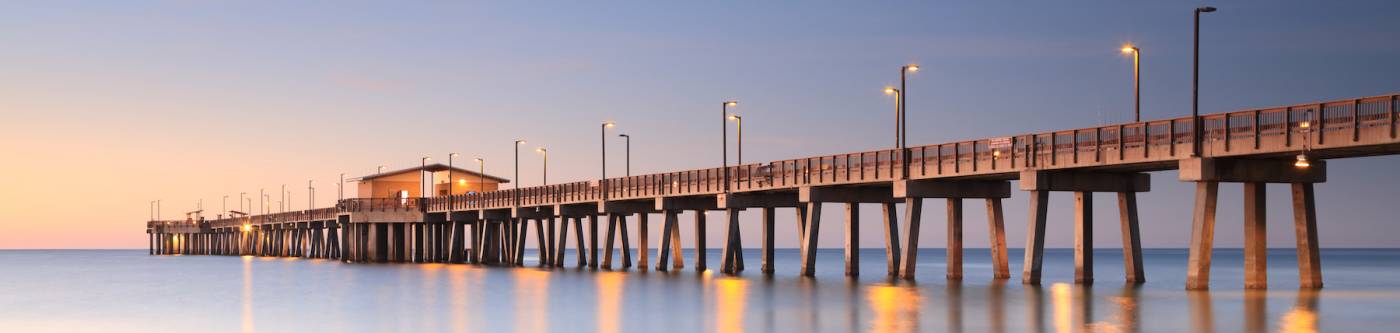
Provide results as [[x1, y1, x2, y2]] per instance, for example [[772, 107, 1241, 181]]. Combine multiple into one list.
[[799, 185, 898, 277], [1018, 170, 1149, 285], [894, 179, 1011, 280], [1180, 158, 1327, 290]]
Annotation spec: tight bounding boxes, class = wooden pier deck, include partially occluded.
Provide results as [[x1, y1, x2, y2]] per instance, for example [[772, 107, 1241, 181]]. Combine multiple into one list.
[[149, 92, 1400, 290]]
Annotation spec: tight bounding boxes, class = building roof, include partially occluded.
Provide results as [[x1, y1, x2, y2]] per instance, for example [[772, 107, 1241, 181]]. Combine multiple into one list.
[[352, 163, 511, 183]]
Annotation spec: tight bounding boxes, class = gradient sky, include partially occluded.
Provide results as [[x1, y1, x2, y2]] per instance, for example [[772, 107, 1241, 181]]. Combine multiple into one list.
[[2, 1, 1399, 249]]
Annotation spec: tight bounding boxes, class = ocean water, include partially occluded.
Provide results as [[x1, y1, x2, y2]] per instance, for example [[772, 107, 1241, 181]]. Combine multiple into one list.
[[3, 248, 1399, 332]]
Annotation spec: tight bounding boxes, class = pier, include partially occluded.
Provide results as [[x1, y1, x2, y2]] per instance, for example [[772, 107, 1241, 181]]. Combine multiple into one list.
[[148, 92, 1399, 290]]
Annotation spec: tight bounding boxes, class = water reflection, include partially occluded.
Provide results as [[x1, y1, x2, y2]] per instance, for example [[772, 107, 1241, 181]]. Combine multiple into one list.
[[1280, 290, 1320, 333], [866, 284, 922, 333], [241, 255, 254, 333], [715, 277, 748, 333], [596, 272, 625, 333], [514, 269, 551, 333]]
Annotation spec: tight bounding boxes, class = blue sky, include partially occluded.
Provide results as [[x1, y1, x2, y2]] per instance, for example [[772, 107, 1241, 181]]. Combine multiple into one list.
[[2, 1, 1398, 248]]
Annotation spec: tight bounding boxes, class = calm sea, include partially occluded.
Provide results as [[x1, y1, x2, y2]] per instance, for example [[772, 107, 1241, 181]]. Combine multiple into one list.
[[3, 248, 1399, 332]]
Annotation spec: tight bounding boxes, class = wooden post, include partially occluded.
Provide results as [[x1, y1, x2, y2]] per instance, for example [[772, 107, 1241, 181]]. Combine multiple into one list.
[[1022, 191, 1049, 285], [1291, 183, 1324, 289], [554, 217, 569, 267], [1074, 192, 1093, 284], [986, 198, 1010, 279], [795, 205, 808, 256], [1244, 182, 1268, 289], [947, 198, 964, 280], [761, 207, 776, 274], [844, 203, 860, 277], [694, 210, 707, 272], [657, 211, 676, 272], [881, 202, 901, 277], [1117, 192, 1146, 283], [899, 197, 923, 279], [636, 213, 648, 271], [799, 201, 823, 277], [1186, 181, 1220, 290]]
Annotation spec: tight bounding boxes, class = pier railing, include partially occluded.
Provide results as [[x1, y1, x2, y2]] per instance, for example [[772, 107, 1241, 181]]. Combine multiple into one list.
[[195, 93, 1397, 222]]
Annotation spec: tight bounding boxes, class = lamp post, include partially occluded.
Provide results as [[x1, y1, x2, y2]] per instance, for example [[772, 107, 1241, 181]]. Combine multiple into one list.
[[884, 87, 902, 148], [1121, 45, 1142, 122], [1192, 6, 1217, 157], [618, 134, 631, 176], [421, 156, 432, 198], [475, 158, 485, 195], [260, 188, 265, 215], [280, 185, 286, 213], [899, 64, 919, 149], [535, 147, 548, 185], [222, 195, 228, 218], [726, 115, 743, 166], [377, 165, 387, 174], [602, 121, 615, 198], [150, 200, 156, 220], [515, 140, 526, 205], [239, 192, 246, 213], [338, 173, 345, 201], [308, 180, 315, 210], [722, 101, 736, 192]]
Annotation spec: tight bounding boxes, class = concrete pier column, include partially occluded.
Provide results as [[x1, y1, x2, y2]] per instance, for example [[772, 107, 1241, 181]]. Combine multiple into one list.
[[1117, 193, 1145, 283], [986, 198, 1010, 279], [1074, 192, 1093, 284], [533, 219, 547, 267], [545, 217, 557, 267], [1292, 183, 1323, 289], [880, 202, 901, 277], [656, 211, 675, 271], [844, 203, 860, 277], [587, 215, 599, 268], [693, 210, 707, 272], [947, 198, 964, 280], [572, 217, 587, 267], [554, 217, 569, 267], [722, 208, 743, 274], [1185, 181, 1220, 290], [1022, 190, 1049, 285], [799, 201, 822, 277], [1243, 182, 1268, 289], [635, 214, 647, 271], [619, 215, 633, 269], [604, 215, 617, 269], [761, 207, 776, 274], [899, 197, 923, 280]]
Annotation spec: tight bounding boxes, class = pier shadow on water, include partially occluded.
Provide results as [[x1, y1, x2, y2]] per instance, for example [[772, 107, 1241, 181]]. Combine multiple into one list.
[[3, 249, 1400, 332]]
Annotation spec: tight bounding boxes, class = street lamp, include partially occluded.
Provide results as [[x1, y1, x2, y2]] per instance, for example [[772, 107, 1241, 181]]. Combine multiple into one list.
[[308, 180, 315, 210], [618, 134, 631, 176], [475, 158, 485, 195], [722, 101, 736, 192], [338, 173, 345, 201], [899, 64, 918, 149], [1121, 45, 1142, 122], [421, 156, 432, 197], [239, 192, 246, 213], [1192, 6, 1217, 157], [1296, 110, 1314, 168], [448, 153, 459, 197], [260, 188, 265, 215], [727, 115, 743, 165], [884, 86, 902, 148], [377, 165, 387, 174], [602, 121, 615, 198], [515, 140, 526, 204], [222, 195, 228, 218], [535, 147, 549, 185]]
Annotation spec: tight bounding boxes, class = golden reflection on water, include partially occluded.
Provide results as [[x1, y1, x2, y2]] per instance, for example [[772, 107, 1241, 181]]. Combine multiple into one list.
[[1280, 290, 1320, 333], [596, 272, 626, 333], [241, 255, 254, 333], [715, 278, 749, 333], [514, 269, 552, 333], [866, 284, 922, 333], [448, 265, 483, 333]]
